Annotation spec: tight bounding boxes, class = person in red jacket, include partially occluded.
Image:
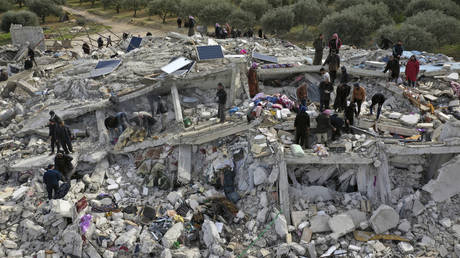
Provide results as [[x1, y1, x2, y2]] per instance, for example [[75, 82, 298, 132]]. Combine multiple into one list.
[[405, 55, 420, 87]]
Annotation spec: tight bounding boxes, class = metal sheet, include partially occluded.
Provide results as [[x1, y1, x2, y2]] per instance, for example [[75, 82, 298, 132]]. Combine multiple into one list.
[[89, 60, 121, 78], [196, 45, 224, 60], [253, 52, 278, 63], [126, 37, 142, 52], [161, 57, 192, 74]]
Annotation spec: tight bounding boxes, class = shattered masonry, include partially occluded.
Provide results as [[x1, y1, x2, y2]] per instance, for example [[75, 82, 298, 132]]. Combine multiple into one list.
[[0, 29, 460, 257]]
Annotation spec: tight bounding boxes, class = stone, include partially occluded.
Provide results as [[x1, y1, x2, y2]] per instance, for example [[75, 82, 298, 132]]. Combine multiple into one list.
[[328, 213, 355, 236], [171, 247, 201, 258], [420, 235, 435, 246], [115, 227, 139, 249], [389, 112, 402, 119], [2, 240, 17, 249], [103, 250, 115, 258], [256, 207, 268, 223], [422, 155, 460, 202], [345, 209, 367, 227], [454, 243, 460, 256], [412, 199, 425, 216], [202, 220, 221, 248], [162, 222, 184, 248], [400, 114, 420, 126], [452, 224, 460, 238], [274, 214, 288, 238], [61, 226, 83, 257], [439, 245, 448, 257], [369, 205, 399, 234], [85, 244, 102, 258], [267, 166, 279, 184], [289, 242, 306, 255], [306, 242, 317, 258], [300, 227, 312, 243], [291, 210, 308, 228], [397, 219, 411, 232], [167, 191, 182, 205], [310, 213, 331, 233], [11, 186, 28, 201], [161, 249, 172, 258], [253, 167, 267, 186], [440, 218, 452, 228], [398, 242, 413, 253], [20, 219, 45, 241], [51, 199, 73, 218]]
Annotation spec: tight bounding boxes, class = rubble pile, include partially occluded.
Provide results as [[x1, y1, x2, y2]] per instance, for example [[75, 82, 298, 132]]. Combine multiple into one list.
[[0, 30, 459, 258]]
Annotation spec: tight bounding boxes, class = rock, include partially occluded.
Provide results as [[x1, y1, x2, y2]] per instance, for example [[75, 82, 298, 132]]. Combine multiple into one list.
[[161, 249, 172, 258], [389, 112, 402, 119], [420, 235, 435, 246], [103, 250, 115, 258], [162, 222, 184, 248], [452, 224, 460, 238], [398, 242, 414, 253], [310, 213, 331, 233], [306, 242, 317, 258], [11, 186, 28, 201], [300, 227, 312, 243], [115, 227, 139, 249], [2, 239, 17, 249], [289, 242, 306, 255], [412, 199, 425, 216], [400, 114, 420, 126], [267, 166, 279, 184], [202, 220, 222, 249], [171, 247, 201, 258], [369, 205, 399, 234], [61, 226, 83, 257], [454, 243, 460, 256], [85, 244, 102, 258], [20, 219, 45, 242], [256, 207, 268, 223], [50, 199, 73, 218], [397, 219, 411, 232], [253, 167, 267, 186], [345, 209, 367, 227], [167, 191, 182, 205], [291, 210, 308, 228], [274, 214, 288, 238], [276, 243, 290, 256], [328, 213, 355, 236], [81, 151, 107, 164], [422, 155, 460, 202], [439, 245, 448, 257], [440, 218, 452, 228]]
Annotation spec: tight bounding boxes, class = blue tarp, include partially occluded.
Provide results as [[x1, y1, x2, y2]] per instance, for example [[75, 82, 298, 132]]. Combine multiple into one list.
[[127, 37, 142, 52], [90, 60, 121, 78]]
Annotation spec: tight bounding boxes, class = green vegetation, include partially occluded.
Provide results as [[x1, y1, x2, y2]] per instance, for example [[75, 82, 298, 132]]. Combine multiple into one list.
[[1, 10, 39, 32]]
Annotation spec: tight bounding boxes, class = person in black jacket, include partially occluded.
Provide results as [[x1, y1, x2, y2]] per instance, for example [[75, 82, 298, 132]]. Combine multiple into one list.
[[380, 35, 393, 50], [43, 164, 65, 200], [54, 152, 73, 180], [177, 17, 182, 28], [330, 114, 344, 141], [392, 40, 403, 60], [24, 58, 33, 70], [216, 83, 227, 123], [370, 93, 386, 120], [315, 109, 335, 145], [344, 102, 357, 133], [383, 55, 400, 82], [294, 105, 310, 148], [97, 37, 104, 49], [323, 51, 340, 84], [48, 120, 58, 155], [313, 34, 325, 65], [340, 66, 349, 84], [56, 121, 73, 154], [334, 83, 351, 112], [82, 42, 90, 55], [319, 73, 333, 111]]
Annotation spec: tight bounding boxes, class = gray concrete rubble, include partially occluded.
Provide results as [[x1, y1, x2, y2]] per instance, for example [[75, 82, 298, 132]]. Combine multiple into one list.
[[0, 30, 459, 258]]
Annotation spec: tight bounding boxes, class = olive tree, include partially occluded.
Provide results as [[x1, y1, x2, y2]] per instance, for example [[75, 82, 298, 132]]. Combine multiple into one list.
[[293, 0, 327, 28], [260, 6, 294, 34], [240, 0, 270, 20], [27, 0, 62, 23], [375, 23, 437, 51], [1, 10, 39, 32], [405, 0, 460, 19], [406, 10, 460, 46], [228, 9, 256, 30], [148, 0, 180, 23]]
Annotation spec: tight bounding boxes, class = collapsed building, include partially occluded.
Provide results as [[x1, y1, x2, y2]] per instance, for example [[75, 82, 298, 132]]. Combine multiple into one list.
[[0, 30, 460, 258]]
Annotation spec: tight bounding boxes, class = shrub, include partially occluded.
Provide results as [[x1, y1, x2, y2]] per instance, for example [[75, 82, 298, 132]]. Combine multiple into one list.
[[240, 0, 270, 20], [405, 0, 460, 19], [27, 0, 63, 23], [76, 16, 87, 25], [372, 0, 407, 15], [334, 0, 368, 11], [406, 10, 460, 46], [260, 6, 295, 34], [228, 9, 256, 30], [148, 0, 180, 24], [319, 3, 393, 46], [0, 0, 14, 13], [1, 10, 39, 32], [375, 23, 437, 52], [197, 0, 234, 26], [293, 0, 328, 27]]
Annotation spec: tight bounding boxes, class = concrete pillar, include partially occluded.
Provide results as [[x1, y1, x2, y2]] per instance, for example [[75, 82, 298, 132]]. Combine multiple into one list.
[[171, 83, 183, 123], [228, 63, 241, 107], [95, 109, 110, 145], [278, 146, 291, 225], [376, 146, 391, 204]]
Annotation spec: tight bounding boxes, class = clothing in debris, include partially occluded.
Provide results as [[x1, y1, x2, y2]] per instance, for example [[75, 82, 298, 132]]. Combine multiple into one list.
[[296, 83, 308, 106], [334, 83, 351, 112], [82, 43, 90, 55], [330, 114, 344, 141], [383, 57, 400, 81], [323, 53, 340, 84], [370, 93, 386, 119], [405, 56, 420, 87], [217, 87, 227, 123], [248, 67, 259, 98], [351, 84, 366, 116], [313, 35, 325, 65], [97, 37, 103, 48], [392, 43, 403, 59], [328, 33, 342, 53], [294, 106, 310, 148], [380, 36, 393, 50], [43, 168, 64, 200], [54, 152, 73, 180], [319, 81, 333, 111]]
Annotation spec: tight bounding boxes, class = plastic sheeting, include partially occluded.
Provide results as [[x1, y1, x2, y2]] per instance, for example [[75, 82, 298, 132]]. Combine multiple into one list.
[[89, 60, 121, 78], [127, 37, 142, 52]]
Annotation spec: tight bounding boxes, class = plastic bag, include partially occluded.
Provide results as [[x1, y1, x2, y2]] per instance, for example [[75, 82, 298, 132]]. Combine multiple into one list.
[[79, 214, 92, 234]]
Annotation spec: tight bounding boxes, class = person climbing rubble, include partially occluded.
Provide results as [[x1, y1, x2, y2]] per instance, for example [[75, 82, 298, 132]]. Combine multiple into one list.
[[97, 37, 104, 49], [106, 35, 112, 47], [247, 62, 260, 98], [405, 55, 420, 87], [316, 109, 335, 145], [344, 102, 357, 133], [105, 112, 129, 144], [334, 82, 351, 112], [383, 55, 400, 82], [54, 151, 73, 181], [43, 164, 65, 200], [133, 111, 156, 136], [313, 33, 325, 65], [392, 40, 403, 60], [323, 51, 340, 84], [319, 68, 333, 111], [296, 83, 308, 106], [82, 42, 90, 55], [330, 114, 344, 141], [351, 83, 366, 117], [370, 93, 386, 120], [294, 105, 310, 148], [328, 33, 342, 54], [216, 83, 227, 123]]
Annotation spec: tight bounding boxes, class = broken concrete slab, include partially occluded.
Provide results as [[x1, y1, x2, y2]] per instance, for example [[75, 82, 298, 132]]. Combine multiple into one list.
[[10, 24, 45, 51], [328, 213, 355, 237], [162, 222, 184, 248], [310, 213, 331, 233], [422, 155, 460, 202], [369, 205, 399, 234], [177, 145, 192, 185], [9, 153, 53, 172]]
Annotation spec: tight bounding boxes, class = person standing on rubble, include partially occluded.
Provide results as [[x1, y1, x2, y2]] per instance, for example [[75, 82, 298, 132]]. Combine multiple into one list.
[[153, 96, 168, 132], [188, 16, 196, 36], [319, 68, 333, 111], [294, 105, 310, 148], [177, 17, 182, 28], [340, 66, 349, 84], [334, 82, 351, 112], [328, 33, 342, 54], [216, 83, 227, 123], [405, 55, 420, 87], [97, 37, 104, 49], [323, 51, 340, 84], [27, 45, 37, 67], [344, 102, 357, 133], [316, 109, 335, 145], [369, 93, 386, 120], [56, 121, 73, 154], [383, 55, 400, 82], [392, 40, 403, 60], [248, 62, 260, 98], [43, 164, 65, 200], [351, 83, 366, 117], [106, 35, 112, 47], [48, 119, 58, 155], [296, 83, 308, 106], [24, 58, 33, 70], [258, 29, 263, 38], [54, 151, 73, 181], [380, 35, 393, 50], [82, 42, 90, 55], [313, 34, 325, 65]]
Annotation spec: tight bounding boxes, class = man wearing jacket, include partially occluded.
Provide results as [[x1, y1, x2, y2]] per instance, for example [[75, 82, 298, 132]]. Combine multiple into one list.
[[351, 83, 366, 117], [294, 105, 310, 148], [316, 109, 335, 145], [323, 51, 340, 84], [383, 55, 400, 82], [216, 83, 227, 123], [43, 164, 65, 200]]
